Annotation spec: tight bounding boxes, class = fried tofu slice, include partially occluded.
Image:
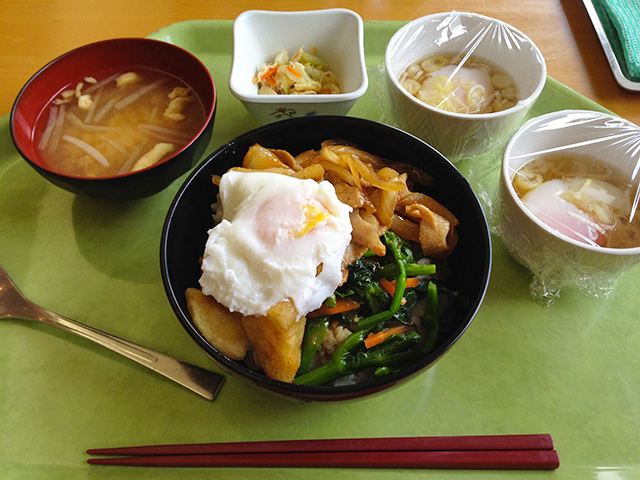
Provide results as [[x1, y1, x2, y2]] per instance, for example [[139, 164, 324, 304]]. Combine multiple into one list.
[[163, 96, 191, 121], [132, 142, 175, 171], [116, 72, 141, 87], [241, 299, 306, 383], [243, 143, 294, 171], [185, 287, 249, 360], [163, 86, 194, 121]]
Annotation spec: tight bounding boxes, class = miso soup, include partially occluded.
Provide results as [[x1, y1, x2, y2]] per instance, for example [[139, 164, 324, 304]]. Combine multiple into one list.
[[513, 154, 640, 249], [398, 53, 519, 114], [36, 68, 206, 177]]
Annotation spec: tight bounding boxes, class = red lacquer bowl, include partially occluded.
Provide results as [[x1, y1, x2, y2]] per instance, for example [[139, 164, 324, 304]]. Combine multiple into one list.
[[10, 38, 216, 200]]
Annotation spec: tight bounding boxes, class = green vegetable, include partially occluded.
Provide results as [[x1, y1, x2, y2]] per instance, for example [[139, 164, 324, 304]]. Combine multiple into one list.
[[297, 316, 330, 375], [300, 53, 327, 68], [376, 262, 436, 279], [421, 281, 439, 353], [294, 329, 423, 386], [341, 259, 389, 314], [294, 231, 449, 387], [294, 330, 368, 386], [374, 366, 396, 378], [356, 231, 409, 331], [347, 332, 422, 372], [324, 295, 337, 309]]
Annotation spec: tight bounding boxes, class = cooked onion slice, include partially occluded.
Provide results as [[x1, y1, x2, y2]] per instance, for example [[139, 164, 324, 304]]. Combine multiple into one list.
[[62, 134, 110, 167]]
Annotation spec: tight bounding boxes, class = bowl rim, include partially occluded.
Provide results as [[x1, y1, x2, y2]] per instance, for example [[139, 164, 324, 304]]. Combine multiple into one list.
[[229, 8, 368, 104], [9, 37, 216, 181], [502, 108, 640, 256], [384, 10, 547, 120], [160, 115, 492, 399]]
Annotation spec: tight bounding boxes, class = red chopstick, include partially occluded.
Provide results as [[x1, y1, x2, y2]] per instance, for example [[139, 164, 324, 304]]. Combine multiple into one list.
[[86, 434, 559, 470], [87, 434, 553, 455], [87, 449, 559, 469]]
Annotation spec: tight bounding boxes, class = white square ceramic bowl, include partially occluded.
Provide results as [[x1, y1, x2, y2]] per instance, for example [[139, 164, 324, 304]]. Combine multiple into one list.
[[385, 11, 546, 163], [229, 9, 368, 124], [499, 109, 640, 299]]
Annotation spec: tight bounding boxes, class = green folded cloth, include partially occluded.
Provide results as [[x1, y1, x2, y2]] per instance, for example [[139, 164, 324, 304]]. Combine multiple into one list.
[[599, 0, 640, 80]]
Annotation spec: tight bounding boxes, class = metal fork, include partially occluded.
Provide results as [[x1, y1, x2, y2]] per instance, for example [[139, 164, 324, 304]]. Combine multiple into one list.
[[0, 265, 224, 400]]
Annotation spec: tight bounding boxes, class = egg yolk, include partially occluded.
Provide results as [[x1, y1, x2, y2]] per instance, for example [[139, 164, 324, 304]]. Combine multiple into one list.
[[292, 200, 332, 238]]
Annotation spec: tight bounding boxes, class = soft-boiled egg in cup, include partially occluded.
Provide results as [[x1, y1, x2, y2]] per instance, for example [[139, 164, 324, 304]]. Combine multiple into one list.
[[499, 109, 640, 303], [385, 11, 546, 162]]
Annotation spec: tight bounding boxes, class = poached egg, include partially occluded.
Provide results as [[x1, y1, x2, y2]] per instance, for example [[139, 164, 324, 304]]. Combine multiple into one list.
[[199, 170, 352, 319]]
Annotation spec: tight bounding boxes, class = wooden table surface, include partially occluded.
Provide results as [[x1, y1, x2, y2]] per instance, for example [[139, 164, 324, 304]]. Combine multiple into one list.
[[1, 0, 638, 124]]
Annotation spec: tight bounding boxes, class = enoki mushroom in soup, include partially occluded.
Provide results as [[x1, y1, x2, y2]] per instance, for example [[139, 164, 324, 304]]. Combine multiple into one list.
[[36, 69, 206, 177]]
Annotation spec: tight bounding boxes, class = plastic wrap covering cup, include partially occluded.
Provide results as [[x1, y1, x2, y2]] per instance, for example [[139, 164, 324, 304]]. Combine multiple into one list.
[[385, 11, 546, 163], [498, 110, 640, 305]]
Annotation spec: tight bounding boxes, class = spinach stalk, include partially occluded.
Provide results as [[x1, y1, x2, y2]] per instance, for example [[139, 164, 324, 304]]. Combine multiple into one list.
[[421, 281, 439, 353], [356, 231, 408, 331], [294, 330, 368, 386], [376, 262, 436, 279], [297, 316, 330, 375]]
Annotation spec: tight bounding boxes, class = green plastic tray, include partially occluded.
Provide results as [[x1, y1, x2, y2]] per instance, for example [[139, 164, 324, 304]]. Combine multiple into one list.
[[1, 20, 638, 480]]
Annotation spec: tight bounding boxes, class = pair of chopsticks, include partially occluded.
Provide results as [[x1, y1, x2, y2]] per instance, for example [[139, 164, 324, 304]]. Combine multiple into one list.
[[87, 434, 559, 470]]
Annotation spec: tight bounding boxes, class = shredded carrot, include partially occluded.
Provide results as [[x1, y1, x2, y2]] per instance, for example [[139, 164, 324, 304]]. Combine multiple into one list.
[[379, 278, 395, 297], [308, 298, 360, 318], [364, 324, 414, 349], [260, 64, 280, 79], [286, 65, 303, 78], [379, 277, 421, 302], [254, 64, 280, 83]]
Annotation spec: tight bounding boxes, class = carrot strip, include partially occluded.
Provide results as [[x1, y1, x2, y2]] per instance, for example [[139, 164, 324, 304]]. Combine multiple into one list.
[[379, 277, 421, 298], [253, 64, 280, 83], [379, 278, 396, 297], [308, 298, 360, 318], [261, 65, 280, 79], [286, 65, 303, 78], [364, 324, 414, 349]]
